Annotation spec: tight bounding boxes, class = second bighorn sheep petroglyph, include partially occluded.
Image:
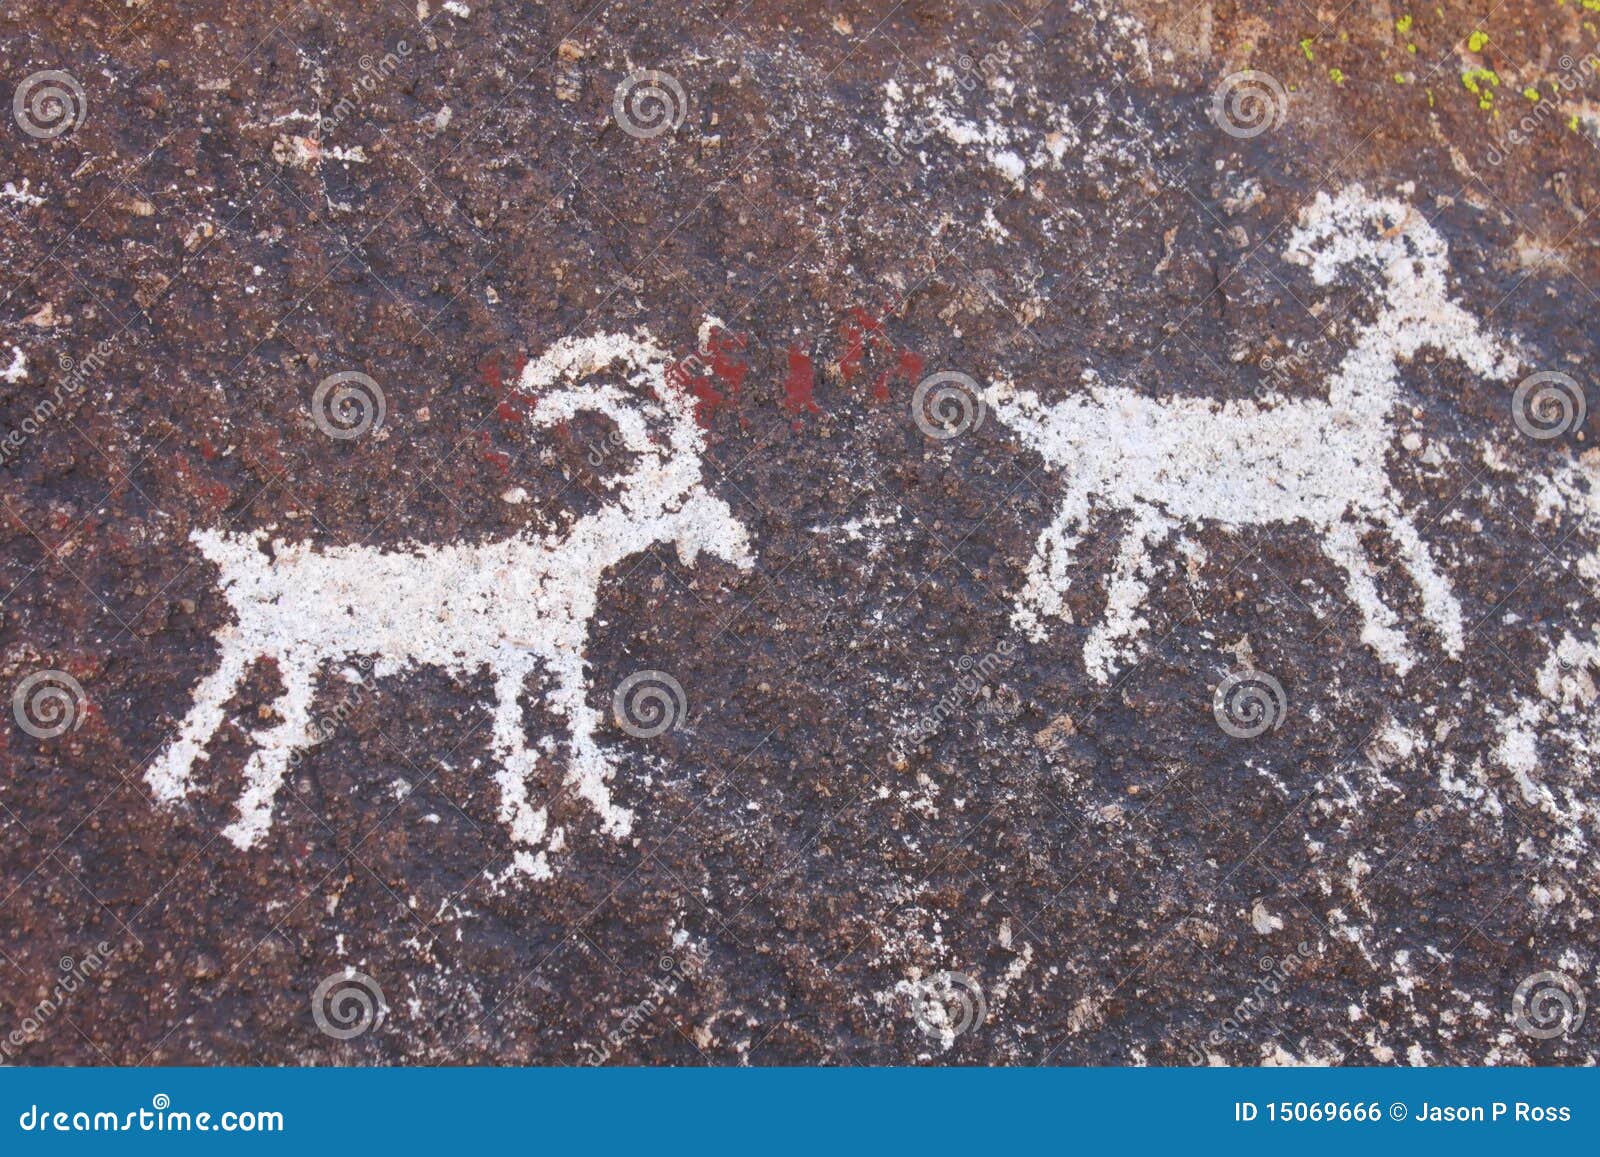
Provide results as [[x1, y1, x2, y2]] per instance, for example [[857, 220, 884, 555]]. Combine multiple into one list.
[[986, 186, 1522, 681], [146, 331, 754, 879]]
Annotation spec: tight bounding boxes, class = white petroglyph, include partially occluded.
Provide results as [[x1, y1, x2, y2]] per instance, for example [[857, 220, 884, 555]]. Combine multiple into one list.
[[146, 330, 753, 877], [880, 60, 1146, 193], [986, 186, 1522, 682], [1, 346, 25, 383], [1489, 449, 1600, 856]]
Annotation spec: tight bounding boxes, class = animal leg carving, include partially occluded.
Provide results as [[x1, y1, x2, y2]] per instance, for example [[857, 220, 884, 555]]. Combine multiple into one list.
[[1083, 504, 1175, 684], [147, 637, 251, 804], [222, 658, 318, 849], [1014, 482, 1093, 642], [488, 658, 550, 856], [1318, 516, 1415, 675], [546, 662, 632, 838], [1367, 498, 1464, 657]]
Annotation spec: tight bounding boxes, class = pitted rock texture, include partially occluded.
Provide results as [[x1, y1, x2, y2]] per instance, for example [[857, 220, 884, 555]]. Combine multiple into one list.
[[1, 0, 1597, 1065]]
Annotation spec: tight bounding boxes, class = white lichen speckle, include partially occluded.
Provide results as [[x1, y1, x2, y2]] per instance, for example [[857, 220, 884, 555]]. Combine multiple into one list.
[[1, 345, 26, 383]]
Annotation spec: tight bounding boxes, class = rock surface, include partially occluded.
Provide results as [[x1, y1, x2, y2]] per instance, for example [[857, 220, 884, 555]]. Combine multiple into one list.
[[1, 0, 1597, 1064]]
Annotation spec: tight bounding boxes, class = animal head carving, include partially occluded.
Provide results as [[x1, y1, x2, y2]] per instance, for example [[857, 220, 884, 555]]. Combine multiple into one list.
[[519, 331, 754, 570], [1285, 185, 1519, 389], [1285, 183, 1450, 297]]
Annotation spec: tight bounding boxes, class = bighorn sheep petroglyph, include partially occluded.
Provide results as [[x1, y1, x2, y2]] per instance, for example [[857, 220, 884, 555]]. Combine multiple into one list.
[[146, 331, 753, 879], [986, 186, 1522, 681]]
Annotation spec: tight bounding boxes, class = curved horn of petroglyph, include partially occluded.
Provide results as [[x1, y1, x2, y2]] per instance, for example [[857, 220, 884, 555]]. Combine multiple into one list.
[[985, 186, 1521, 682], [517, 332, 754, 571], [145, 329, 753, 880]]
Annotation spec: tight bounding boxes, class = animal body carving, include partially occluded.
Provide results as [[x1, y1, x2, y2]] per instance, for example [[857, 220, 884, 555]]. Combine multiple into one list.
[[147, 331, 754, 878], [987, 187, 1520, 681]]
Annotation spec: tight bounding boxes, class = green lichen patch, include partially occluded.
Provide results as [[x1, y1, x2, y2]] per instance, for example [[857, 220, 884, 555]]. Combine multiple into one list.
[[1462, 66, 1500, 109]]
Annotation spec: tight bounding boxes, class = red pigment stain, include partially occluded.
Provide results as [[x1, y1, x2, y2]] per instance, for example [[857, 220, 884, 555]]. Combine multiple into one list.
[[245, 426, 287, 477], [476, 430, 511, 474], [783, 345, 821, 417], [478, 354, 503, 392], [482, 352, 534, 423], [707, 328, 750, 396], [171, 454, 230, 509], [872, 347, 925, 404], [838, 311, 874, 382], [667, 349, 734, 428], [838, 308, 922, 402], [199, 438, 218, 461]]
